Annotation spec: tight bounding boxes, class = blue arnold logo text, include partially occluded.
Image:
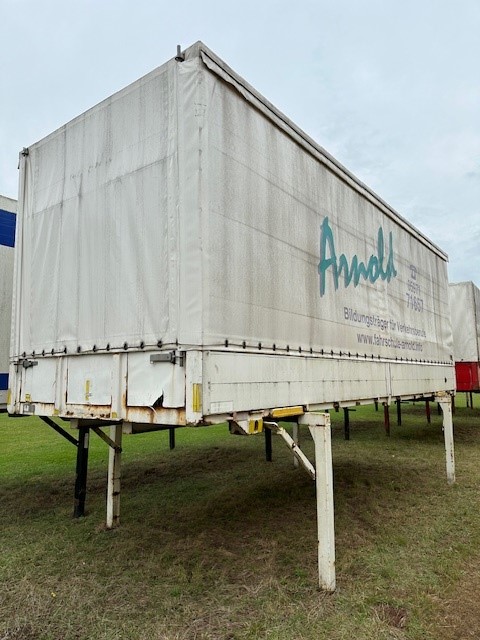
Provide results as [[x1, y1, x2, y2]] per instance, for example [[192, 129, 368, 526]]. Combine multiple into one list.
[[318, 217, 397, 297]]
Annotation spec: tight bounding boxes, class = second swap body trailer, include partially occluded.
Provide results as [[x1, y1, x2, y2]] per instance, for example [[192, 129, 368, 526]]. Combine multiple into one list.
[[449, 281, 480, 396], [9, 42, 455, 590], [0, 195, 16, 410]]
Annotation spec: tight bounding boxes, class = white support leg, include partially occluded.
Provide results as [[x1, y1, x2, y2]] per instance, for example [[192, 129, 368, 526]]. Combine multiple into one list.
[[299, 412, 336, 592], [437, 394, 455, 485], [292, 423, 300, 468], [106, 424, 122, 529]]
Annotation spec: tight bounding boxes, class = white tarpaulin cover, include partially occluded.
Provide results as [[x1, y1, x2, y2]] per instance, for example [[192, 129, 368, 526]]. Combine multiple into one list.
[[14, 42, 452, 363], [449, 282, 480, 361], [11, 42, 454, 422]]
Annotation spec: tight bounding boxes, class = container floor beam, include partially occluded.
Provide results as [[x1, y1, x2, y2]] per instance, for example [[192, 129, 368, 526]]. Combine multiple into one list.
[[437, 394, 455, 484], [299, 412, 335, 592], [73, 426, 90, 518], [107, 424, 122, 529]]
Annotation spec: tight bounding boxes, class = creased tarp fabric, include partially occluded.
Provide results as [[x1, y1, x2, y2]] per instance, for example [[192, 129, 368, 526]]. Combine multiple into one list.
[[199, 54, 452, 363], [14, 43, 453, 365], [15, 60, 186, 354], [449, 282, 480, 361]]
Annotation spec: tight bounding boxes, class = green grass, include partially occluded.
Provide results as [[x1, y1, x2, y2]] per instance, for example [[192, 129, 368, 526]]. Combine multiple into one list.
[[1, 396, 480, 639]]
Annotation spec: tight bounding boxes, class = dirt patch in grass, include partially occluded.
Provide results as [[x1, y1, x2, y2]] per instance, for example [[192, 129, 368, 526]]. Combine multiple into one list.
[[373, 603, 408, 630]]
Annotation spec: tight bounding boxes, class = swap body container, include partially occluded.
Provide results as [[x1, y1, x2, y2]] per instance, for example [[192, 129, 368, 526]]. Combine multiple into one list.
[[9, 42, 454, 428], [0, 195, 16, 410], [449, 282, 480, 392]]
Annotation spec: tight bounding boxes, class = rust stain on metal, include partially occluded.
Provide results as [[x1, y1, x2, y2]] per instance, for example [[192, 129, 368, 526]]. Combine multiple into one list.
[[125, 405, 186, 426], [16, 399, 186, 428]]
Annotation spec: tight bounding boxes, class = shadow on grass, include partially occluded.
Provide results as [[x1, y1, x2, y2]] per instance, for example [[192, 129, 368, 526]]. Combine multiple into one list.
[[0, 433, 452, 541]]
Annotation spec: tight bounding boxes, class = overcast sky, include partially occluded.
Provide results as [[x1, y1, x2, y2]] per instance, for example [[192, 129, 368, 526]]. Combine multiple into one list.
[[1, 0, 479, 283]]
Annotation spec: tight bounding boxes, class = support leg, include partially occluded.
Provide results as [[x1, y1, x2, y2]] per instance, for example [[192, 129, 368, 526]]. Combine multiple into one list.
[[300, 412, 335, 592], [106, 424, 122, 529], [438, 395, 455, 485], [169, 427, 176, 450], [73, 427, 90, 518], [396, 399, 402, 426], [466, 392, 470, 408], [426, 400, 431, 424], [470, 392, 474, 410], [343, 408, 350, 441], [292, 423, 300, 467], [265, 426, 272, 462], [384, 403, 390, 436]]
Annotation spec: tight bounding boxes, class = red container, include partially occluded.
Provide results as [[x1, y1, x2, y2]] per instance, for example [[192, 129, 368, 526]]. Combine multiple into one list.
[[455, 362, 480, 392]]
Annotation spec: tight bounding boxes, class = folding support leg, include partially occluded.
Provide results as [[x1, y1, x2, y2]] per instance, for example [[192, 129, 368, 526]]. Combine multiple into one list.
[[106, 424, 122, 529], [470, 392, 474, 410], [169, 428, 175, 450], [426, 400, 431, 424], [437, 394, 455, 485], [292, 423, 300, 466], [396, 399, 402, 426], [73, 427, 90, 518], [299, 412, 335, 592]]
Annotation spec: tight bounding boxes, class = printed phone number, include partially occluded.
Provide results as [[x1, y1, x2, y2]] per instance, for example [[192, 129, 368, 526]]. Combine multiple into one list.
[[406, 292, 423, 312], [406, 266, 423, 312]]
